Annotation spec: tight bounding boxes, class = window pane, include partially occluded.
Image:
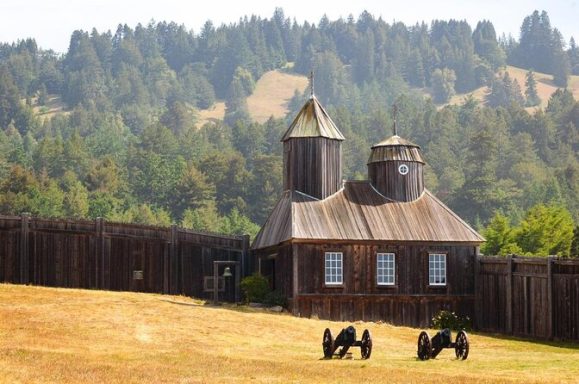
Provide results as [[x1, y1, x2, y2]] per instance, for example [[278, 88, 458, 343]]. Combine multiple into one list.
[[325, 252, 343, 285], [428, 254, 446, 286], [377, 253, 395, 285]]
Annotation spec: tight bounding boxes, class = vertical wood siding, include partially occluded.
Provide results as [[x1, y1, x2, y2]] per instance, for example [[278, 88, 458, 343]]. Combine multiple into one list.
[[286, 242, 476, 327], [476, 256, 579, 341], [0, 215, 248, 301], [283, 137, 342, 200], [368, 161, 424, 202]]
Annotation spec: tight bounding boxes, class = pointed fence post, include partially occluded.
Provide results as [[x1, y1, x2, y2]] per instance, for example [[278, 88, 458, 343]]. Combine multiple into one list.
[[505, 255, 513, 335], [547, 255, 555, 340], [20, 213, 30, 284]]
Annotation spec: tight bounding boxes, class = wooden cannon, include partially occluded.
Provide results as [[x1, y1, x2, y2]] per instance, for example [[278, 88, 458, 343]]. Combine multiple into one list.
[[322, 326, 372, 359], [416, 328, 469, 360]]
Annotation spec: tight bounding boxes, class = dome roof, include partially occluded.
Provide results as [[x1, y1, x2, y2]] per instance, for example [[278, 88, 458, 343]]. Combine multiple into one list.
[[371, 135, 420, 148], [368, 135, 425, 164], [281, 96, 345, 141]]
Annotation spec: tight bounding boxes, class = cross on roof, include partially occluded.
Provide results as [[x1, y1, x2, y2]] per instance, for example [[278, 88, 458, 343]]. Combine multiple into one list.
[[392, 104, 398, 136], [309, 71, 314, 98]]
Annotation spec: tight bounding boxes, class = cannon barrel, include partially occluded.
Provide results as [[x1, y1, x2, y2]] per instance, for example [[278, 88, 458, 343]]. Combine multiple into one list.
[[336, 326, 357, 345]]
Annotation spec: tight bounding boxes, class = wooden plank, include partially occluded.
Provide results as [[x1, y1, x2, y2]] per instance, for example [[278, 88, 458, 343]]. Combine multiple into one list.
[[506, 255, 513, 334], [547, 256, 554, 340]]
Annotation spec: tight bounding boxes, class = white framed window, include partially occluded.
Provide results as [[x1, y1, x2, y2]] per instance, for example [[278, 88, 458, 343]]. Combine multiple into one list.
[[377, 253, 395, 285], [429, 253, 446, 286], [324, 252, 343, 285]]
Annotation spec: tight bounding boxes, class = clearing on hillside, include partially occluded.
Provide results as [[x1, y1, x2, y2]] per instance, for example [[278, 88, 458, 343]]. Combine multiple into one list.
[[0, 284, 577, 383], [31, 95, 69, 121], [446, 65, 579, 110], [197, 69, 308, 126]]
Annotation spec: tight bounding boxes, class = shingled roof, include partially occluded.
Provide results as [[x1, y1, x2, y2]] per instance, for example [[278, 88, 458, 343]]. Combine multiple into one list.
[[252, 181, 484, 249], [281, 95, 345, 141]]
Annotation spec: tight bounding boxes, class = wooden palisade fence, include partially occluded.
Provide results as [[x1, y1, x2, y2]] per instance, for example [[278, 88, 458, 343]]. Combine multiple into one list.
[[476, 255, 579, 341], [0, 214, 250, 302]]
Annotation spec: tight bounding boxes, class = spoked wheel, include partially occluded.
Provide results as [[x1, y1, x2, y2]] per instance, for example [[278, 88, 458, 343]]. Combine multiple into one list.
[[360, 329, 372, 359], [454, 330, 469, 360], [322, 328, 334, 359], [417, 331, 431, 360]]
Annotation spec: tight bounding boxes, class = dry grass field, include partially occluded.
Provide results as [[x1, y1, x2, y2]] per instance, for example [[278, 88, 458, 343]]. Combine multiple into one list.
[[197, 69, 308, 126], [31, 95, 70, 121], [0, 284, 578, 383], [447, 65, 579, 110], [246, 70, 308, 123]]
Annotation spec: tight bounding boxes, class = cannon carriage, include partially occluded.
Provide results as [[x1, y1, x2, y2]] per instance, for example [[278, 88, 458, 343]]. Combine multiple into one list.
[[416, 328, 469, 360], [322, 326, 372, 359]]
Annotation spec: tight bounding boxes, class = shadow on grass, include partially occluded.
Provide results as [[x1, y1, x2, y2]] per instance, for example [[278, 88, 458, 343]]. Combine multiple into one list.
[[159, 298, 290, 316], [159, 298, 204, 307], [470, 330, 579, 349]]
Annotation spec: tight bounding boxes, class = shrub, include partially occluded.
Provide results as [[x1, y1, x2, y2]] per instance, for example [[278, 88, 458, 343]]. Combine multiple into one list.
[[240, 273, 269, 303], [431, 310, 472, 331], [262, 290, 287, 307]]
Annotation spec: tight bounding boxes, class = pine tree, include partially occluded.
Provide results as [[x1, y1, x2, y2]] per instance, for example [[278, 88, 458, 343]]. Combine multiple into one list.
[[569, 37, 579, 75], [571, 226, 579, 257], [431, 68, 456, 103], [524, 70, 541, 106]]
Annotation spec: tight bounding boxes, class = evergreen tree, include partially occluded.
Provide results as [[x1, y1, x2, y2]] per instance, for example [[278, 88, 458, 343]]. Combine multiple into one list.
[[472, 20, 505, 70], [551, 28, 571, 87], [571, 225, 579, 257], [515, 204, 574, 256], [524, 70, 541, 107], [481, 212, 520, 255], [431, 68, 456, 103], [0, 65, 22, 129], [486, 72, 524, 108], [569, 37, 579, 75]]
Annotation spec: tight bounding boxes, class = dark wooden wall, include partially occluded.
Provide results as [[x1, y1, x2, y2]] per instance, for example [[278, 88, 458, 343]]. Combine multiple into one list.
[[294, 242, 475, 295], [255, 244, 293, 298], [476, 256, 579, 341], [0, 215, 249, 301], [255, 242, 477, 327], [296, 295, 474, 327], [368, 161, 424, 202], [283, 137, 342, 200]]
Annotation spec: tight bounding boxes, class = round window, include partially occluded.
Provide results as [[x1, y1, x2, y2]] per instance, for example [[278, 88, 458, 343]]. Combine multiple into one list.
[[398, 164, 409, 175]]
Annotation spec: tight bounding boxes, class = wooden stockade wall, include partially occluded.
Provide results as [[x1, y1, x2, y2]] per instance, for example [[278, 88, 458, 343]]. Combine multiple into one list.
[[0, 215, 249, 301], [475, 255, 579, 341]]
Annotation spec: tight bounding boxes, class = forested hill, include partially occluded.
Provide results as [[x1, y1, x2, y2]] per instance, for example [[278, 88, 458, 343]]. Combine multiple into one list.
[[0, 9, 577, 256]]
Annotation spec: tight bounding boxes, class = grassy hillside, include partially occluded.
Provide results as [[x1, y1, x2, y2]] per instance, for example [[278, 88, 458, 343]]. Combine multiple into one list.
[[1, 284, 578, 383], [197, 69, 308, 126], [447, 65, 579, 110], [33, 66, 577, 126]]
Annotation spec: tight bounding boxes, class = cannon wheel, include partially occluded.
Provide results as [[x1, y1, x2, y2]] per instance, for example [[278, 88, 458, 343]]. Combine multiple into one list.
[[454, 330, 469, 360], [360, 329, 372, 359], [322, 328, 334, 359], [417, 331, 431, 360]]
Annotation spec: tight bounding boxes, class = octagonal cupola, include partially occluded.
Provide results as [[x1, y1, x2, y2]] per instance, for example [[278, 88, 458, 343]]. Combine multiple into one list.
[[367, 114, 425, 202], [281, 77, 345, 200]]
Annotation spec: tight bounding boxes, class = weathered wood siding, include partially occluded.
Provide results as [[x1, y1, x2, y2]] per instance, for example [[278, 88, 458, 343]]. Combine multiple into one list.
[[0, 215, 249, 301], [294, 243, 475, 295], [368, 161, 424, 202], [476, 256, 579, 341], [289, 242, 476, 327], [296, 295, 474, 326], [283, 137, 342, 200], [255, 244, 293, 298]]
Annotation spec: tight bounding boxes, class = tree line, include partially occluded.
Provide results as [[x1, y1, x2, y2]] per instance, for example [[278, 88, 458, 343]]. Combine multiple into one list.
[[0, 9, 577, 253]]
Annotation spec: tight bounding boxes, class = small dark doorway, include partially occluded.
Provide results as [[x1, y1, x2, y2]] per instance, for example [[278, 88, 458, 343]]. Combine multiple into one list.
[[259, 254, 277, 290]]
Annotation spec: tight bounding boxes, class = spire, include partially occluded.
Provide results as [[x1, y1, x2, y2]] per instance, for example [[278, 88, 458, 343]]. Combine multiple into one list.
[[309, 70, 315, 99], [392, 104, 398, 136]]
